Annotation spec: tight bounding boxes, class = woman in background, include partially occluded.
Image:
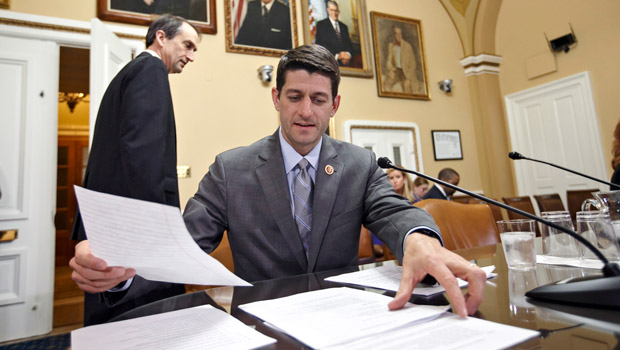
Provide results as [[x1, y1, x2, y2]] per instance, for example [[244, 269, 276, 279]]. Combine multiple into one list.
[[412, 177, 429, 202], [611, 120, 620, 190], [387, 168, 416, 203]]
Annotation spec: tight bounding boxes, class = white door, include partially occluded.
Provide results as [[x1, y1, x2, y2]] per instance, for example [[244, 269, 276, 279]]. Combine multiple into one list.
[[344, 121, 424, 174], [505, 72, 606, 206], [89, 18, 133, 147], [0, 35, 58, 342]]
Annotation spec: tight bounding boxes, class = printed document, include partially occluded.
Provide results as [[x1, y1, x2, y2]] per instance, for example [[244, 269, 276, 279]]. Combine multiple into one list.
[[71, 305, 275, 350], [239, 287, 538, 350], [74, 186, 250, 286], [325, 265, 496, 296]]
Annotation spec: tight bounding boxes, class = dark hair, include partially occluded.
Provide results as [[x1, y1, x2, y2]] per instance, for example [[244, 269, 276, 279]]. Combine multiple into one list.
[[145, 14, 200, 48], [612, 119, 620, 169], [438, 168, 459, 181], [276, 45, 340, 100], [413, 176, 428, 187]]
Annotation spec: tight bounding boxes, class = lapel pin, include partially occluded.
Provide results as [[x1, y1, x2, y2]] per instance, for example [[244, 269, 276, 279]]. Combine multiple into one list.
[[325, 165, 334, 175]]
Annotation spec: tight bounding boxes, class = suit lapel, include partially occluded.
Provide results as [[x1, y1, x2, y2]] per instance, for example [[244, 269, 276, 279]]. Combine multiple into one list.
[[308, 137, 343, 271], [255, 132, 308, 271]]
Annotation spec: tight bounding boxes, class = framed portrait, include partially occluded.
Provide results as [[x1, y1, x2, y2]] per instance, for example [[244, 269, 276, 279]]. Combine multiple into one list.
[[225, 0, 298, 57], [97, 0, 217, 34], [301, 0, 373, 78], [431, 130, 463, 161], [370, 12, 430, 100]]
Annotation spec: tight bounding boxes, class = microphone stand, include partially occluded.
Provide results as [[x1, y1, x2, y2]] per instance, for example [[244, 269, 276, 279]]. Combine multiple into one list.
[[378, 157, 620, 308], [509, 151, 615, 188]]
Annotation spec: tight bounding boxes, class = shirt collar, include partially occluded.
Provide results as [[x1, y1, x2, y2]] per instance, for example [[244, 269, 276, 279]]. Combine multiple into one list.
[[329, 17, 339, 27], [262, 0, 274, 11], [436, 184, 449, 198], [279, 127, 322, 174], [144, 49, 161, 60]]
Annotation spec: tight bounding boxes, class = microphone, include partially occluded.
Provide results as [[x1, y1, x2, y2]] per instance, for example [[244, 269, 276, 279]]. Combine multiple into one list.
[[378, 157, 620, 308], [508, 151, 615, 188]]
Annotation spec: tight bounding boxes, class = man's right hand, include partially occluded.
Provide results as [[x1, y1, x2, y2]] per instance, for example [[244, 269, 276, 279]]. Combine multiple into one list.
[[69, 240, 136, 293]]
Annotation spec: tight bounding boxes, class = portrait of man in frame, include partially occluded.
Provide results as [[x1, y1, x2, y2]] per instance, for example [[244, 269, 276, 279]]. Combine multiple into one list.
[[302, 0, 373, 77], [371, 11, 430, 100], [225, 0, 298, 57]]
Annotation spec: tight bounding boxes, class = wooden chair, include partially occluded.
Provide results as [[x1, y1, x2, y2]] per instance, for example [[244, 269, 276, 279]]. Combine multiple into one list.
[[358, 226, 375, 264], [186, 231, 234, 293], [451, 195, 471, 204], [466, 198, 505, 223], [501, 196, 541, 236], [533, 193, 566, 213], [414, 199, 501, 251], [566, 189, 598, 224]]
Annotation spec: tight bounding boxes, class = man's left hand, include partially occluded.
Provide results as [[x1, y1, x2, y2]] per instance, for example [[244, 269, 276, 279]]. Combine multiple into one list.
[[387, 233, 486, 317]]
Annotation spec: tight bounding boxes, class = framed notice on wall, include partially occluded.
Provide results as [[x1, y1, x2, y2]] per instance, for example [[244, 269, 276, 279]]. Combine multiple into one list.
[[431, 130, 462, 161]]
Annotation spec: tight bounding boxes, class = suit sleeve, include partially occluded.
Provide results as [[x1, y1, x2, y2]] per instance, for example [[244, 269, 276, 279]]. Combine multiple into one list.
[[183, 154, 229, 253], [118, 58, 171, 203], [361, 151, 441, 262]]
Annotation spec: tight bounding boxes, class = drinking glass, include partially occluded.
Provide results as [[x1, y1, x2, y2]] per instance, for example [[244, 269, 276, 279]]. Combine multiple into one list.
[[497, 219, 537, 269], [540, 211, 580, 258], [575, 211, 620, 261]]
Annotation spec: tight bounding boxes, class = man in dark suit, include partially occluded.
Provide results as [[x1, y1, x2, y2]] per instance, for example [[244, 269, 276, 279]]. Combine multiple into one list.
[[70, 15, 200, 326], [424, 168, 460, 200], [70, 45, 485, 318], [315, 1, 353, 66], [235, 0, 292, 50]]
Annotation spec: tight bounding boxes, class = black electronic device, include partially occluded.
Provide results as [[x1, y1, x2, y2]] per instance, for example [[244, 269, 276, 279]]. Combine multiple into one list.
[[377, 157, 620, 309]]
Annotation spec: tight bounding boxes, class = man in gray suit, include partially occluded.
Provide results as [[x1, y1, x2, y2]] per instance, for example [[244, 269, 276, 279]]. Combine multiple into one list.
[[70, 45, 485, 317]]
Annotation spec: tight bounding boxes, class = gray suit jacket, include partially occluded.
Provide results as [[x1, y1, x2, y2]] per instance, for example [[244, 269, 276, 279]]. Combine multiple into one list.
[[183, 130, 441, 282]]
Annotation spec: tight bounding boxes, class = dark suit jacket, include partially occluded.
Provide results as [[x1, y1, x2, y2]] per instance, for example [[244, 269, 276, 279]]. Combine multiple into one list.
[[71, 52, 185, 326], [182, 131, 441, 282], [423, 185, 448, 200], [315, 18, 353, 64], [235, 0, 292, 50]]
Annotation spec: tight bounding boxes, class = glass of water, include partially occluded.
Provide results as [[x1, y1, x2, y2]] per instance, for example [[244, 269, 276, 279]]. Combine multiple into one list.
[[540, 211, 580, 258], [576, 211, 620, 261], [497, 219, 537, 269]]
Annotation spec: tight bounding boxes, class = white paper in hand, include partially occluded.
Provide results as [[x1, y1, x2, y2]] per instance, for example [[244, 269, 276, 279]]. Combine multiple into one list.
[[74, 186, 250, 286]]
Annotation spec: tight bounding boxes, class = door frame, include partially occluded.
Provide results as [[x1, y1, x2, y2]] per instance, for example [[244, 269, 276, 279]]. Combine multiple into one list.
[[504, 71, 606, 198], [0, 10, 145, 338], [343, 120, 425, 174]]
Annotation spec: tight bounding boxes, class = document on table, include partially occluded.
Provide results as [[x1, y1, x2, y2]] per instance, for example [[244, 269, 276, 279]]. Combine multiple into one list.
[[239, 287, 449, 349], [74, 186, 250, 286], [324, 265, 497, 296], [71, 305, 275, 350], [239, 287, 538, 350], [537, 255, 603, 269]]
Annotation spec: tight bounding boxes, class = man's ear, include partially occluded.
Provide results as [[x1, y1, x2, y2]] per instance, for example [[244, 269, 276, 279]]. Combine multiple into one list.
[[330, 95, 341, 117], [154, 29, 166, 47], [271, 87, 280, 111]]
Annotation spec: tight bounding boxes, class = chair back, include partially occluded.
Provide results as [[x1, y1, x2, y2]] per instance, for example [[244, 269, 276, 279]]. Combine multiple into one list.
[[414, 199, 500, 251], [533, 193, 566, 212], [501, 196, 541, 236], [358, 226, 375, 264], [566, 189, 598, 223]]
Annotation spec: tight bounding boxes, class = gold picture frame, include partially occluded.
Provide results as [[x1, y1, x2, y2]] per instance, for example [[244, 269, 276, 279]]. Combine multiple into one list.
[[0, 0, 9, 9], [370, 11, 430, 100], [224, 0, 299, 57], [301, 0, 373, 78], [98, 0, 217, 34]]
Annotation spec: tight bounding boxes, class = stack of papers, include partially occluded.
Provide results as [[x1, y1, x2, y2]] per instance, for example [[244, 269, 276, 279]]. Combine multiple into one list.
[[537, 255, 603, 269], [71, 305, 275, 350], [239, 287, 539, 349], [325, 265, 497, 296]]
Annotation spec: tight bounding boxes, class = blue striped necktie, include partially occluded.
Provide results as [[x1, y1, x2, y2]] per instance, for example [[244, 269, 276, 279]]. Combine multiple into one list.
[[294, 159, 313, 258]]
